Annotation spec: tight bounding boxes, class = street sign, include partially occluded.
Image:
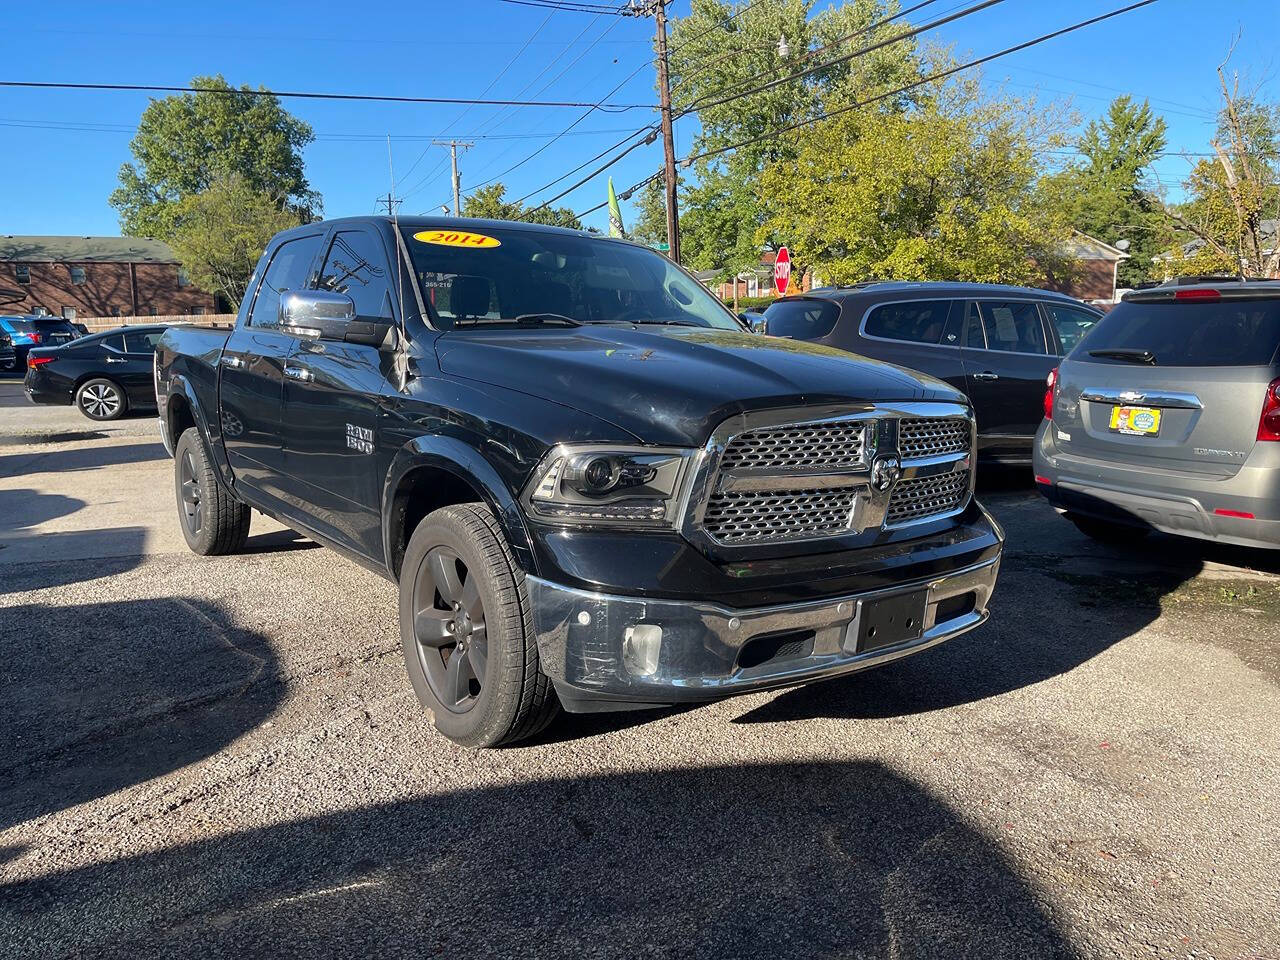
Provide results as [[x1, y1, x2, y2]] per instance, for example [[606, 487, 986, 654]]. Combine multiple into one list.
[[774, 246, 791, 296], [657, 242, 670, 251]]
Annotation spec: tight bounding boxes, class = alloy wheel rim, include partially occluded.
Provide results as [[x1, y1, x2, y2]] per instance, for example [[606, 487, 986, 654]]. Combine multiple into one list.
[[83, 384, 120, 417], [412, 547, 489, 714], [179, 450, 202, 535]]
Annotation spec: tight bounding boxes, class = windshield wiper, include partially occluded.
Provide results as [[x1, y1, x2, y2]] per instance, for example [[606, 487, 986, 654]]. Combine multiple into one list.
[[628, 318, 703, 327], [513, 313, 581, 327], [1088, 348, 1156, 365]]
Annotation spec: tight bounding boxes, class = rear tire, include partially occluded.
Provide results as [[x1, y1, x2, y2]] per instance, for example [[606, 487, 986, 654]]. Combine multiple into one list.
[[399, 502, 559, 748], [76, 378, 127, 421], [174, 427, 250, 555], [1068, 513, 1149, 544]]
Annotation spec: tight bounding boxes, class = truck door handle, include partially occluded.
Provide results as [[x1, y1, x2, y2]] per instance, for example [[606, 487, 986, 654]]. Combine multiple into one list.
[[221, 355, 245, 369], [284, 364, 314, 383], [972, 371, 999, 381]]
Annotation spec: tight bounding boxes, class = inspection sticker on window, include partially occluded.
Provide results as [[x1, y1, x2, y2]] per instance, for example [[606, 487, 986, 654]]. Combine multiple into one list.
[[413, 230, 501, 249]]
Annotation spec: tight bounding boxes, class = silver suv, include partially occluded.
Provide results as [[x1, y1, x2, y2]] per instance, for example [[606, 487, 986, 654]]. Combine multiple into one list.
[[1034, 280, 1280, 549]]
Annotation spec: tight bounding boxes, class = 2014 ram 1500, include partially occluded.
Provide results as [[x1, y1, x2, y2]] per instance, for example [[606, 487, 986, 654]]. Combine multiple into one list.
[[156, 217, 1004, 747]]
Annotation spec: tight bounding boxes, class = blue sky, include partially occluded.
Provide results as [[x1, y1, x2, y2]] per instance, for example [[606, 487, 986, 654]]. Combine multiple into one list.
[[1, 0, 1275, 239]]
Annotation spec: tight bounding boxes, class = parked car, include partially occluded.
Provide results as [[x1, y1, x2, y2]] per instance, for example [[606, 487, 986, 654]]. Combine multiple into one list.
[[0, 330, 14, 371], [1035, 280, 1280, 549], [24, 324, 168, 420], [156, 216, 1004, 747], [0, 315, 83, 369], [760, 283, 1104, 465]]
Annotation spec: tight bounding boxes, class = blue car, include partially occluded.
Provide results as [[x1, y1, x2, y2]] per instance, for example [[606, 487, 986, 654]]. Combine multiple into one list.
[[0, 315, 82, 370]]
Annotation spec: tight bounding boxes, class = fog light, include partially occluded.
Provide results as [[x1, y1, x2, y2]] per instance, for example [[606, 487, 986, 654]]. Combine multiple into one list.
[[623, 624, 662, 677]]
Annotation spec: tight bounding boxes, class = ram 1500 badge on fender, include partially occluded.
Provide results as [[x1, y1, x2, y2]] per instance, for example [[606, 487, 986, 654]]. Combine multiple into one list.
[[155, 217, 1004, 747]]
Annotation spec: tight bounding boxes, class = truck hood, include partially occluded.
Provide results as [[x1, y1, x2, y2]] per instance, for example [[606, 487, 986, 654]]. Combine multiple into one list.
[[435, 325, 964, 446]]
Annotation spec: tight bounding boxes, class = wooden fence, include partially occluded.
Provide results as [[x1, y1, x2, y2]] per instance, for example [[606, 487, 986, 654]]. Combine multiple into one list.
[[78, 313, 236, 333]]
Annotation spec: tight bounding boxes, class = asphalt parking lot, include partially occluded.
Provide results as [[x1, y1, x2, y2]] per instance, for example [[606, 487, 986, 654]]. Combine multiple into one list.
[[1, 373, 1278, 960]]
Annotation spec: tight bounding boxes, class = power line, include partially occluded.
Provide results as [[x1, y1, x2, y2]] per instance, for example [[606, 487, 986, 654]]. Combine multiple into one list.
[[497, 0, 632, 13], [0, 79, 649, 110], [570, 0, 1163, 218]]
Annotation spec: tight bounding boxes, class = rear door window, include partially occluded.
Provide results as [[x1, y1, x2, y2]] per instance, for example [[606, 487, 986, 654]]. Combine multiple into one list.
[[247, 233, 325, 328], [864, 300, 951, 344], [1043, 303, 1101, 354], [1079, 298, 1280, 366], [123, 329, 165, 353], [976, 301, 1048, 354], [98, 334, 126, 353], [762, 298, 840, 340]]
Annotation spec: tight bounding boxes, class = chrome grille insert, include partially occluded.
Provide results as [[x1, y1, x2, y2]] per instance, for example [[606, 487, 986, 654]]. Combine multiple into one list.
[[898, 418, 970, 459], [886, 471, 969, 525], [702, 487, 855, 544], [720, 420, 866, 473]]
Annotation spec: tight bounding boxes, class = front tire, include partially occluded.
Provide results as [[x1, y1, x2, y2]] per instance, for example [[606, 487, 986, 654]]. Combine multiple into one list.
[[399, 502, 559, 747], [174, 427, 250, 555], [76, 378, 127, 421]]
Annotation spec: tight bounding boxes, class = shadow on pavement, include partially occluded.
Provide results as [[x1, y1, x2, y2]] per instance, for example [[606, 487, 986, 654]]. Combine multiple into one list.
[[0, 487, 85, 530], [0, 597, 281, 832], [0, 440, 167, 477], [242, 527, 321, 555], [0, 761, 1078, 959]]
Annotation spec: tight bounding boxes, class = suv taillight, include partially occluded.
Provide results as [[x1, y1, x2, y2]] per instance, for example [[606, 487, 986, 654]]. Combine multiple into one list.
[[27, 332, 42, 344], [1043, 367, 1058, 421], [1258, 378, 1280, 442]]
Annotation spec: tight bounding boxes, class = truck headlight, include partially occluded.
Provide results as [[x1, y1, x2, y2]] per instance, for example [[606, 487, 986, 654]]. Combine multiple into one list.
[[524, 445, 695, 527]]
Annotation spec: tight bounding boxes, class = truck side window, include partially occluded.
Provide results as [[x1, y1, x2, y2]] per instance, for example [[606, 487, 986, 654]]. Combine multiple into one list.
[[319, 231, 393, 320], [247, 234, 324, 328], [864, 300, 950, 345], [976, 300, 1047, 354]]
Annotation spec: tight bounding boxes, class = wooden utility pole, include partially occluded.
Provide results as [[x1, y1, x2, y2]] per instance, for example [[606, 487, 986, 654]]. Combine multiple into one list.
[[653, 0, 680, 264], [433, 140, 473, 217], [626, 0, 680, 262]]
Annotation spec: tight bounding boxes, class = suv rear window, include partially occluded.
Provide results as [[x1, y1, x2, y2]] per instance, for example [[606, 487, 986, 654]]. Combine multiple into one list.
[[763, 298, 840, 340], [1079, 299, 1280, 366], [864, 300, 950, 344], [32, 319, 78, 336]]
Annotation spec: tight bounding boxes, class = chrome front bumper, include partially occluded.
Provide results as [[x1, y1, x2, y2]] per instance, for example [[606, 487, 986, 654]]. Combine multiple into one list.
[[528, 555, 1001, 712]]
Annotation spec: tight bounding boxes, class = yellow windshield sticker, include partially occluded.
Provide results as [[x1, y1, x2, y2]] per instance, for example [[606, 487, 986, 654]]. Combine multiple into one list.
[[413, 229, 501, 249]]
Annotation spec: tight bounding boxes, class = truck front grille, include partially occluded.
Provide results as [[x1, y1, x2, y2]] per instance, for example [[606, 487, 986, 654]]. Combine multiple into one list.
[[695, 408, 972, 546], [720, 420, 866, 473], [898, 417, 970, 459], [886, 471, 969, 525], [702, 487, 854, 544]]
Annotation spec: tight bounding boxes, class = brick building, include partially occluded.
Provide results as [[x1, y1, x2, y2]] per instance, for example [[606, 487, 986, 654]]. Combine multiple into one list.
[[0, 235, 215, 320], [1046, 231, 1130, 306]]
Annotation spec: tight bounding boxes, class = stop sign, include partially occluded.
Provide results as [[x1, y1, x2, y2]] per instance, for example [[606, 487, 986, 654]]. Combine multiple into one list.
[[774, 246, 792, 296]]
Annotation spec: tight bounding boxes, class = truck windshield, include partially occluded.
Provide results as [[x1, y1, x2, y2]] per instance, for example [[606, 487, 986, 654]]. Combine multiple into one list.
[[1077, 298, 1280, 366], [402, 225, 741, 330]]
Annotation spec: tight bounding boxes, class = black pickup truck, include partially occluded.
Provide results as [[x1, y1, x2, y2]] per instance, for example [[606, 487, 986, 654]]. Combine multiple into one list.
[[156, 216, 1004, 747]]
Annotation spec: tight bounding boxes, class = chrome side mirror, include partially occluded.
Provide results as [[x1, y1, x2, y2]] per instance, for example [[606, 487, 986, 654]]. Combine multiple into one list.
[[279, 290, 395, 348]]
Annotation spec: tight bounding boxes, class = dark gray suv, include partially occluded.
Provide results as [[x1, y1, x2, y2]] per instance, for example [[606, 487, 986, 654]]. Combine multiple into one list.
[[1035, 281, 1280, 549], [762, 282, 1102, 464]]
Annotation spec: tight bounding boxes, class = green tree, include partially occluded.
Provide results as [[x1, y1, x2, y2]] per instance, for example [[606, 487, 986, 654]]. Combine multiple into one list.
[[461, 183, 582, 229], [168, 174, 302, 310], [1165, 61, 1279, 277], [668, 0, 924, 279], [110, 75, 319, 239], [1043, 96, 1170, 286], [629, 176, 669, 249], [759, 76, 1071, 285]]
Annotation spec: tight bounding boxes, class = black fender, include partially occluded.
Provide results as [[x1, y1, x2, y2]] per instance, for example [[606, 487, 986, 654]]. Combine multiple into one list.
[[164, 371, 236, 493], [382, 435, 538, 578]]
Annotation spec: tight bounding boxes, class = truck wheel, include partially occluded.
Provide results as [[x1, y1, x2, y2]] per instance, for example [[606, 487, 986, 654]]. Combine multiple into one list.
[[399, 502, 559, 748], [76, 378, 127, 421], [174, 426, 250, 555], [1068, 513, 1149, 545]]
